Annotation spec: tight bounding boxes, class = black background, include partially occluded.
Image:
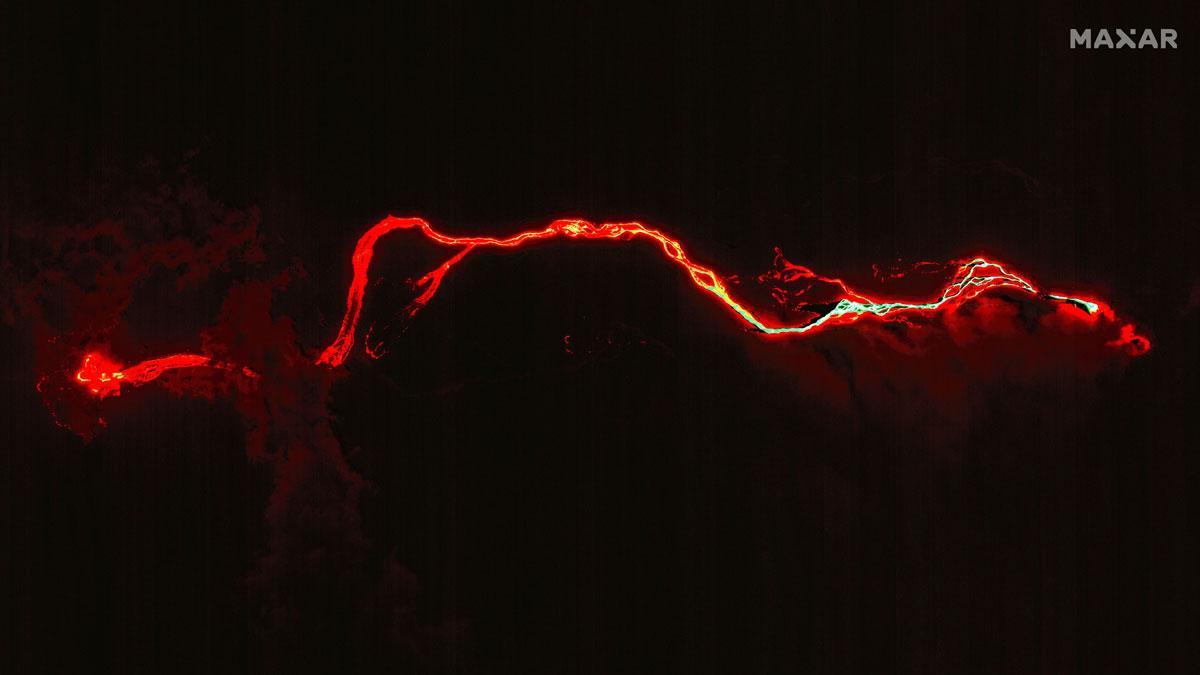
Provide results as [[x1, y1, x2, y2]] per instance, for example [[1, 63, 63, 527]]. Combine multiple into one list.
[[3, 1, 1198, 673]]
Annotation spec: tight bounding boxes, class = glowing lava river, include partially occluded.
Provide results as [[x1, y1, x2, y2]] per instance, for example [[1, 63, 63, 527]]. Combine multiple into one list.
[[71, 216, 1150, 399]]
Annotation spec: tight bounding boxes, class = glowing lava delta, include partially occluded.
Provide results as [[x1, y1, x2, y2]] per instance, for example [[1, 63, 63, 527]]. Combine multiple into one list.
[[74, 216, 1150, 398], [74, 352, 256, 398], [75, 352, 210, 398]]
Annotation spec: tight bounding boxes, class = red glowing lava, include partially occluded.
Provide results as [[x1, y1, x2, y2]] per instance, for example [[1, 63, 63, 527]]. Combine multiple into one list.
[[70, 216, 1150, 398], [314, 217, 1150, 367], [75, 352, 256, 398]]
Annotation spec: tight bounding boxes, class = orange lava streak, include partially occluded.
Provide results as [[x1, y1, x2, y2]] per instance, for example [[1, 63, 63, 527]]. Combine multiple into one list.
[[315, 216, 1148, 367], [76, 353, 211, 398], [75, 352, 255, 398], [71, 215, 1150, 398]]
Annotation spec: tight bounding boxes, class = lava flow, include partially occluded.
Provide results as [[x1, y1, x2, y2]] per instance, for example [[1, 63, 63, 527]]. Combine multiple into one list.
[[313, 217, 1149, 366], [72, 216, 1150, 399], [75, 352, 256, 398]]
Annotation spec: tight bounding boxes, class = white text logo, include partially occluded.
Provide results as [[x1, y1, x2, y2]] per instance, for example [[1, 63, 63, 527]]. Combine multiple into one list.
[[1070, 29, 1177, 49]]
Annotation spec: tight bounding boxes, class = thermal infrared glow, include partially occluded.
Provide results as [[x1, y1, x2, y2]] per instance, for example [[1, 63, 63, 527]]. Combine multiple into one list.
[[314, 217, 1144, 367], [73, 216, 1150, 398]]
